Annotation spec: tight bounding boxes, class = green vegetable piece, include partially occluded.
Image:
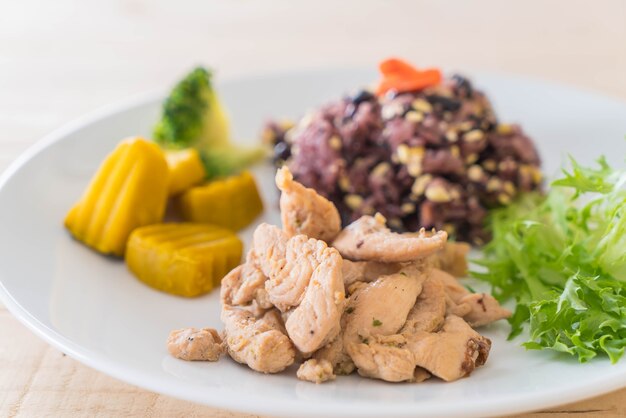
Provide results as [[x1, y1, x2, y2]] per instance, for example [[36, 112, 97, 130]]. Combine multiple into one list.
[[372, 319, 383, 327], [154, 67, 223, 149], [473, 156, 626, 364], [154, 66, 263, 179]]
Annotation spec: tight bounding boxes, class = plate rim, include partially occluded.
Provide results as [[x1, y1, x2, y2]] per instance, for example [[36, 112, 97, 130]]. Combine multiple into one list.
[[1, 69, 625, 418]]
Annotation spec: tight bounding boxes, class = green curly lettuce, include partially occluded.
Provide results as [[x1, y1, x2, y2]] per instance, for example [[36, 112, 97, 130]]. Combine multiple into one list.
[[473, 156, 626, 363]]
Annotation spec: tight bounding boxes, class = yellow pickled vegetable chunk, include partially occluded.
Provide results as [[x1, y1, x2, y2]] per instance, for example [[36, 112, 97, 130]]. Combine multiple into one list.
[[64, 137, 169, 256], [165, 149, 206, 196], [177, 170, 263, 231], [126, 223, 243, 297]]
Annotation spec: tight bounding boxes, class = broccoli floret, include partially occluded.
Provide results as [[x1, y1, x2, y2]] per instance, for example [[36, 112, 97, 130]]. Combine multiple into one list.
[[154, 67, 218, 149], [154, 66, 263, 179]]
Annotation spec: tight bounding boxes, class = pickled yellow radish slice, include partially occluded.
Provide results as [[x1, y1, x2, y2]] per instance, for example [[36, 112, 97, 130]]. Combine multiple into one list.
[[64, 137, 169, 256], [177, 170, 263, 231], [165, 148, 206, 196], [125, 223, 243, 297]]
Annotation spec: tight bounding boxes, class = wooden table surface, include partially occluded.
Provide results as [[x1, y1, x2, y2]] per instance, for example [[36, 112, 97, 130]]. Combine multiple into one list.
[[1, 1, 625, 416]]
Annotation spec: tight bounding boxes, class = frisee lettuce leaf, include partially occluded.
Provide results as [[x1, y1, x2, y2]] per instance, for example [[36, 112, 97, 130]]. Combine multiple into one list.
[[473, 157, 626, 363]]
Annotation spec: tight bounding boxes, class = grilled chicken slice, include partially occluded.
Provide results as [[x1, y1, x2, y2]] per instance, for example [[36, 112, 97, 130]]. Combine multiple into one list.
[[221, 306, 295, 373], [253, 223, 345, 353], [276, 166, 341, 243], [344, 265, 427, 380], [312, 332, 355, 376], [284, 244, 345, 354], [167, 328, 223, 361], [349, 314, 492, 383], [341, 259, 401, 287], [459, 293, 512, 328], [343, 266, 426, 344], [252, 224, 311, 311], [348, 334, 415, 382], [408, 315, 491, 381], [332, 214, 447, 262], [221, 251, 268, 308], [401, 275, 447, 334], [309, 280, 378, 377], [297, 359, 336, 383], [433, 269, 511, 327]]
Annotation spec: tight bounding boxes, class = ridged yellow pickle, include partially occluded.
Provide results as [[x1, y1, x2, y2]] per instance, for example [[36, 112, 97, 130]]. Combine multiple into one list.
[[64, 137, 169, 256], [126, 223, 243, 297], [165, 149, 206, 196], [177, 171, 263, 231]]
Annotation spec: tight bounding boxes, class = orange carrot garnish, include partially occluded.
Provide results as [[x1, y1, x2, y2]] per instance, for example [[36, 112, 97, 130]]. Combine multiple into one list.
[[376, 58, 442, 96]]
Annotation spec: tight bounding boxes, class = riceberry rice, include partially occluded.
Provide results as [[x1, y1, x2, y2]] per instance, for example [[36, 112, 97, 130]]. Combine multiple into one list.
[[262, 75, 542, 244]]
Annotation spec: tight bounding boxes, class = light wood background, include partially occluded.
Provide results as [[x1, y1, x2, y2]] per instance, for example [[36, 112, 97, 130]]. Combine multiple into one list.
[[1, 1, 625, 417]]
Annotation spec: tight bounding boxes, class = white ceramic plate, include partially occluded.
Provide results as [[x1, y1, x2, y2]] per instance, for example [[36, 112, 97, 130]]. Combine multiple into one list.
[[1, 69, 626, 418]]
